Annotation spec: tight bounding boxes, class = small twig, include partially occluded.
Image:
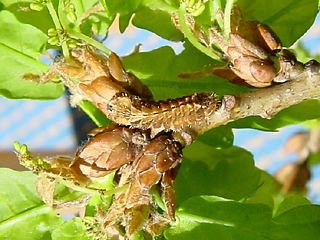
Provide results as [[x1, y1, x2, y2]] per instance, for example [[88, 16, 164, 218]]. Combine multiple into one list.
[[223, 0, 236, 38], [211, 0, 224, 29], [177, 3, 222, 61], [68, 30, 111, 54]]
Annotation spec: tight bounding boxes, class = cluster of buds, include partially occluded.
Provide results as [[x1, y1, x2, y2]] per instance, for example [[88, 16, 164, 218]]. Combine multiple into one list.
[[182, 0, 208, 16], [47, 28, 79, 48]]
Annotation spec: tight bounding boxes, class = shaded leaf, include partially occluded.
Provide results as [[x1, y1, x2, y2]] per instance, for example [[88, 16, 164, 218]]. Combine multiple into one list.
[[105, 0, 142, 16], [274, 195, 311, 217], [104, 0, 142, 32], [175, 145, 261, 204], [238, 0, 318, 46], [133, 0, 183, 41], [309, 151, 320, 165], [245, 171, 280, 209], [197, 125, 234, 148], [123, 46, 247, 100]]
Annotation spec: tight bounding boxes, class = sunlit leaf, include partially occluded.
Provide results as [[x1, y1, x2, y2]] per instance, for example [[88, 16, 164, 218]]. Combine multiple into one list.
[[0, 169, 63, 240], [51, 218, 88, 240], [1, 0, 55, 33], [69, 0, 114, 36], [0, 10, 64, 99], [165, 196, 320, 240]]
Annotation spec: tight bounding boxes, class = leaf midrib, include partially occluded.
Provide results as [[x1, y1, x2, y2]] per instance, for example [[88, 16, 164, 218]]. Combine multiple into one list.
[[0, 204, 51, 230]]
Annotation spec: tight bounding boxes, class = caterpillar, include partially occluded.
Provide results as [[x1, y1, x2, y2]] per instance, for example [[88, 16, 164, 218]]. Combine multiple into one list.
[[100, 92, 223, 137], [34, 47, 235, 143]]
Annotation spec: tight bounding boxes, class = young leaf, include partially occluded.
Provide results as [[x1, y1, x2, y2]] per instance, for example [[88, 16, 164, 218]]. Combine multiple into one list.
[[66, 0, 114, 36], [0, 10, 64, 99], [51, 218, 89, 240]]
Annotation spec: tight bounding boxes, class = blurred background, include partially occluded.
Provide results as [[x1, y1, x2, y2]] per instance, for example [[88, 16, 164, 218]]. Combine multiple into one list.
[[1, 14, 320, 202]]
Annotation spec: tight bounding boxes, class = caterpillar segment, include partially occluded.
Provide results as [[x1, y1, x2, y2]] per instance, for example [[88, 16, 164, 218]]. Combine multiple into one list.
[[103, 92, 222, 138]]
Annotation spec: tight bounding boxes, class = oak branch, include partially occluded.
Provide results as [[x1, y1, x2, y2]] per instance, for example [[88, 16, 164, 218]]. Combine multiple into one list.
[[199, 62, 320, 134]]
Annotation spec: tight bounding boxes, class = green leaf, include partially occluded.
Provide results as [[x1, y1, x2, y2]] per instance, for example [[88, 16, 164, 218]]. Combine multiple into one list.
[[245, 171, 280, 209], [272, 205, 320, 239], [175, 145, 261, 204], [165, 196, 320, 240], [0, 168, 63, 240], [52, 218, 89, 240], [79, 100, 112, 127], [104, 0, 142, 32], [133, 7, 183, 41], [106, 0, 142, 16], [132, 0, 182, 41], [308, 151, 320, 165], [177, 3, 223, 60], [274, 195, 311, 217], [0, 10, 64, 99], [0, 169, 43, 222], [238, 0, 318, 46], [166, 196, 273, 240], [197, 125, 234, 148], [292, 42, 315, 63], [123, 46, 248, 100]]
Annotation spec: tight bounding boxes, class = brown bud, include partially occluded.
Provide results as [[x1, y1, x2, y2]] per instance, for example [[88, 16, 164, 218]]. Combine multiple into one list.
[[257, 23, 282, 51], [250, 60, 277, 85], [70, 127, 145, 179]]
